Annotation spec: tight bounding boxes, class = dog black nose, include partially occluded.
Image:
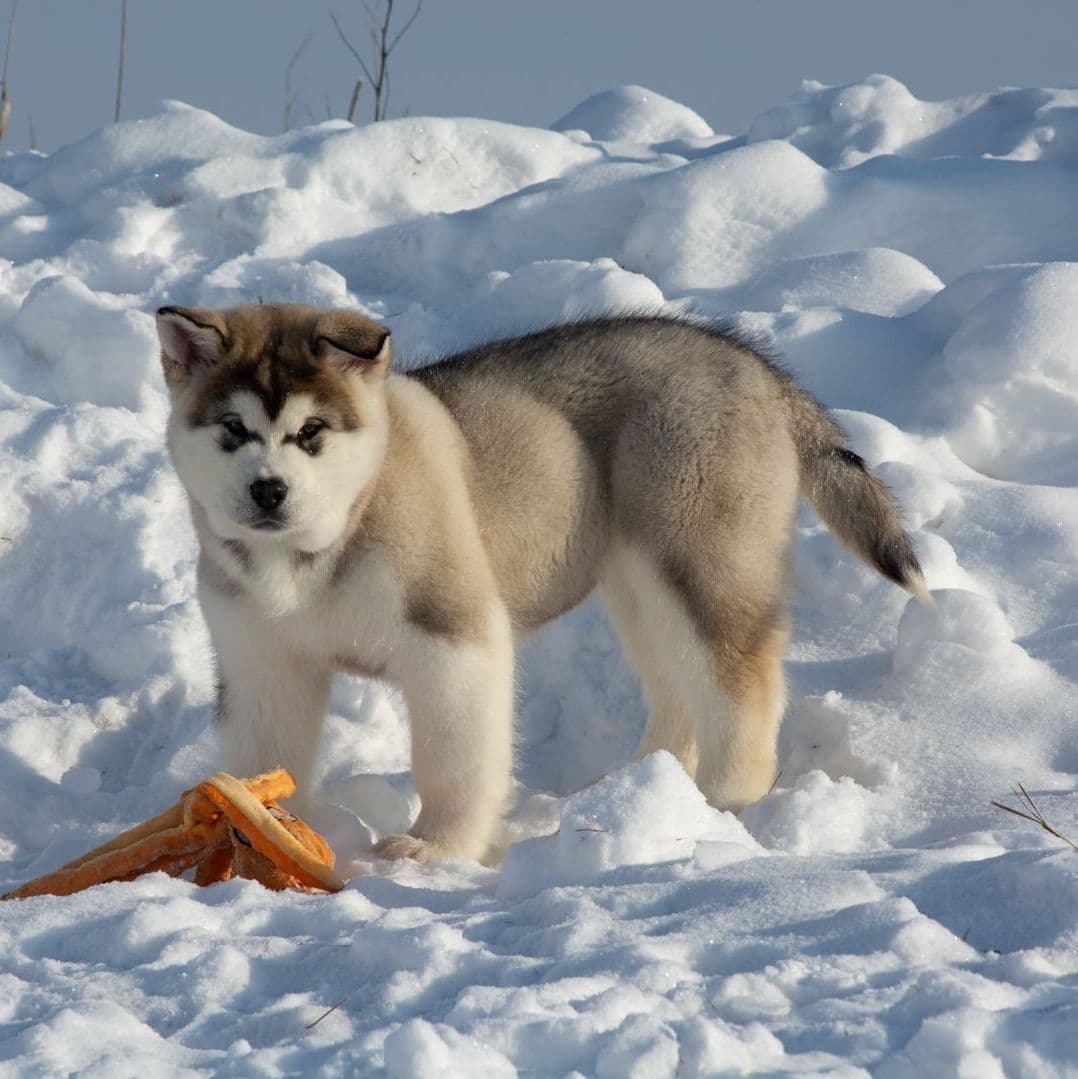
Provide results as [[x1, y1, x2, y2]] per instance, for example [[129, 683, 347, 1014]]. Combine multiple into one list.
[[250, 477, 288, 511]]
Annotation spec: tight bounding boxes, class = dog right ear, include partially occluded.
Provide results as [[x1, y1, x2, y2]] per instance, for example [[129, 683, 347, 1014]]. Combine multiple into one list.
[[156, 306, 227, 387]]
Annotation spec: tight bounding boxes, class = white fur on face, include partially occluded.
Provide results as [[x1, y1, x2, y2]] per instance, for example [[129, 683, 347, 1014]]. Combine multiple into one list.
[[168, 388, 388, 553]]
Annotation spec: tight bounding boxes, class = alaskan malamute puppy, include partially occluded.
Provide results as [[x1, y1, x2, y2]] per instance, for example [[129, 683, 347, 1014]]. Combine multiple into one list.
[[157, 304, 927, 863]]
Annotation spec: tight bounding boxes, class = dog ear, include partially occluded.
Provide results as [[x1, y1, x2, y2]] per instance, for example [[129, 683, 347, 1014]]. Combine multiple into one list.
[[156, 306, 227, 387], [316, 313, 391, 380]]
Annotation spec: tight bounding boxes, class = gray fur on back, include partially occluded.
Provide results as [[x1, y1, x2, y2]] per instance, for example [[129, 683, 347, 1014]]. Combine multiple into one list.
[[413, 314, 925, 627]]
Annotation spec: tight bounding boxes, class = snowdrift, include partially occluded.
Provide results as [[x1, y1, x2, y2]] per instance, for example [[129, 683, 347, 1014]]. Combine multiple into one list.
[[1, 76, 1077, 1074]]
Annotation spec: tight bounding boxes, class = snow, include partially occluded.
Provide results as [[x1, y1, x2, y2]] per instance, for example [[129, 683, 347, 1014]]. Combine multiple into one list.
[[551, 85, 716, 146], [1, 75, 1077, 1074]]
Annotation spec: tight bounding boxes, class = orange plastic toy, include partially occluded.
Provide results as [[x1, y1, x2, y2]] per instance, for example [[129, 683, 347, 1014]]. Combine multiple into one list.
[[2, 768, 344, 900]]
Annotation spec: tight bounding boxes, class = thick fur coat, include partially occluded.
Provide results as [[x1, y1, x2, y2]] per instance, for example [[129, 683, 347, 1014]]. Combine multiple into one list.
[[158, 304, 926, 862]]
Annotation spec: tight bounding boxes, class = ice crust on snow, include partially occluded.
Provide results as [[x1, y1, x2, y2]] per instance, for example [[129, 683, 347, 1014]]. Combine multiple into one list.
[[1, 76, 1078, 1074]]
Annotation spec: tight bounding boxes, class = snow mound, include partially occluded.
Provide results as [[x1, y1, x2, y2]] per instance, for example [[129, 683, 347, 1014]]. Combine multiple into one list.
[[749, 74, 1078, 168], [734, 246, 942, 316], [741, 769, 886, 854], [894, 589, 1019, 674], [12, 275, 158, 409], [551, 84, 714, 145], [501, 752, 761, 897], [937, 261, 1078, 485]]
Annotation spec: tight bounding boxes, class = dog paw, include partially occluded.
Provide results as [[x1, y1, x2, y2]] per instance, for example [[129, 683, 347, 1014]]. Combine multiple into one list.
[[372, 833, 440, 863]]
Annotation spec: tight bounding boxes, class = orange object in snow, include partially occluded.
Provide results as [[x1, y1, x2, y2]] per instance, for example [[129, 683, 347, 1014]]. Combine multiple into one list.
[[2, 768, 344, 899]]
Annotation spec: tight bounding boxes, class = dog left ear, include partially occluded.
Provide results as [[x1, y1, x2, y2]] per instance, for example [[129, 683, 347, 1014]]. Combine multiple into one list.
[[156, 306, 227, 388], [317, 313, 391, 380]]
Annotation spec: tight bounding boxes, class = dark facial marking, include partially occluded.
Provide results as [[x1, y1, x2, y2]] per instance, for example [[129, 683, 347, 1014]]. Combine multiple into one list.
[[219, 414, 264, 452], [187, 353, 361, 434], [199, 551, 244, 598], [215, 677, 228, 724], [221, 538, 252, 573]]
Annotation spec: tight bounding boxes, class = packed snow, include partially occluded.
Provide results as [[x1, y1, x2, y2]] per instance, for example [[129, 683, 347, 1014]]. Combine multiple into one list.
[[1, 76, 1077, 1075]]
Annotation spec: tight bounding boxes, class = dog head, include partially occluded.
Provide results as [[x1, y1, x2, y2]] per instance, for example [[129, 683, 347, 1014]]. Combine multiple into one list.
[[157, 303, 391, 554]]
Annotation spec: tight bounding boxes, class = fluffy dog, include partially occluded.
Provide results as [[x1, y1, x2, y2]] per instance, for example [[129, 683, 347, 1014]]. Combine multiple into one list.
[[157, 304, 927, 862]]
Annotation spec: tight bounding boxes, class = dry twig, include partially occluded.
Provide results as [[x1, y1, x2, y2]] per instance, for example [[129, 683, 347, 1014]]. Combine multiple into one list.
[[306, 994, 350, 1030], [283, 31, 312, 131], [990, 782, 1078, 852], [330, 0, 422, 122], [0, 0, 19, 145], [114, 0, 127, 123], [1, 0, 15, 84], [345, 78, 363, 123]]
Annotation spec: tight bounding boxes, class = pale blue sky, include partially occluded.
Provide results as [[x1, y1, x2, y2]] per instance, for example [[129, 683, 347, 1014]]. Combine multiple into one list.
[[3, 1, 1076, 151]]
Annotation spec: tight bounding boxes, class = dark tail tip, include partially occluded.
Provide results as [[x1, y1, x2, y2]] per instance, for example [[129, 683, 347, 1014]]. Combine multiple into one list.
[[877, 535, 932, 605]]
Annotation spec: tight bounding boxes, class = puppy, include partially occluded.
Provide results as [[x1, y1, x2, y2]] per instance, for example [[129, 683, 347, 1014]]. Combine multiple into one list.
[[158, 304, 926, 862]]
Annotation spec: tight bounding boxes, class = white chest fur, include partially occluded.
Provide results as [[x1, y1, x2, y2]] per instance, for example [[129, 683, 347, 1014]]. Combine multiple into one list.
[[200, 536, 406, 679]]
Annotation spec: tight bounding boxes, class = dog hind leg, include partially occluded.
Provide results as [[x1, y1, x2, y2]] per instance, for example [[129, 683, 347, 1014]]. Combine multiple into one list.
[[693, 614, 788, 811], [604, 540, 788, 812], [603, 543, 699, 778]]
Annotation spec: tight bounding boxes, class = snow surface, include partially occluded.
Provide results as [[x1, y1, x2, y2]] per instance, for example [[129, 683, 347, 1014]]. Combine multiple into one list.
[[1, 76, 1078, 1075]]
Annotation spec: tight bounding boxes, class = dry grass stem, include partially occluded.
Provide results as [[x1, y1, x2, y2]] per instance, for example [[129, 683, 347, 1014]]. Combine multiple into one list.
[[2, 0, 17, 86], [306, 995, 351, 1030], [991, 782, 1078, 852]]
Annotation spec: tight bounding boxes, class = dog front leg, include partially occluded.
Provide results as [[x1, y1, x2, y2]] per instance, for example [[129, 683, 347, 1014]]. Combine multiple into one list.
[[376, 621, 514, 863], [213, 635, 332, 800]]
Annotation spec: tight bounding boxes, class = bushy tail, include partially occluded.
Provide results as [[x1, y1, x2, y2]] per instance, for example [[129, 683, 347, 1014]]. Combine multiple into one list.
[[786, 386, 931, 604]]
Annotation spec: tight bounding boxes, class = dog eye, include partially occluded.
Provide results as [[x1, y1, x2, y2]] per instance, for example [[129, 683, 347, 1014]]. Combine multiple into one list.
[[293, 419, 327, 457], [222, 417, 248, 441], [219, 415, 250, 451]]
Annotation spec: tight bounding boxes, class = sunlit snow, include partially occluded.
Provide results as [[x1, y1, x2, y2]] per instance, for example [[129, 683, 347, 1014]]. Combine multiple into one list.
[[1, 78, 1077, 1074]]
